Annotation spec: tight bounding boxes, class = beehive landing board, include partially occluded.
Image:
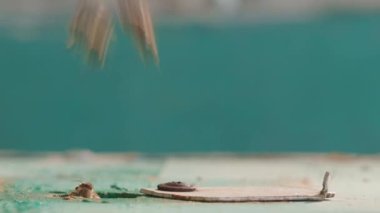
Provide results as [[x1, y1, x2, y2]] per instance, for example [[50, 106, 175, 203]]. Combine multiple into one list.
[[0, 152, 380, 212]]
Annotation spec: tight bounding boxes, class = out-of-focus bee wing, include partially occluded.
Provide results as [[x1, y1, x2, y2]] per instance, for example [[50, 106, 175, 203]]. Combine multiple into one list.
[[118, 0, 159, 64], [68, 0, 113, 67]]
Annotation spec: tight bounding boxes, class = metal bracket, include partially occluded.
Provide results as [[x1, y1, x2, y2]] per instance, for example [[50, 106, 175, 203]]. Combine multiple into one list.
[[319, 171, 335, 198]]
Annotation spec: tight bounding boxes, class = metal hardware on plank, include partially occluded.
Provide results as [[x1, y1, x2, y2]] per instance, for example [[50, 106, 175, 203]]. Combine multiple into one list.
[[157, 181, 196, 192]]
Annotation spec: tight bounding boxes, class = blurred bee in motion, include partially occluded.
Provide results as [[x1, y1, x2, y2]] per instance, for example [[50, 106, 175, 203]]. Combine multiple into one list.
[[68, 0, 158, 67]]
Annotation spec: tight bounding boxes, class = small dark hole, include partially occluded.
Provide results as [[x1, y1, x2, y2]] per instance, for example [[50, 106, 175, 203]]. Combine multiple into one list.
[[97, 192, 143, 199]]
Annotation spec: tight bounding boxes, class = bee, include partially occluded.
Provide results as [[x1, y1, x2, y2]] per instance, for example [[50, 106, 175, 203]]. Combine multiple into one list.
[[68, 0, 158, 67], [61, 182, 101, 200]]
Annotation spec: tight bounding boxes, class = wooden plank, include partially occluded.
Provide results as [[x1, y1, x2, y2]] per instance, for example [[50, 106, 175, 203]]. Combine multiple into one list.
[[141, 171, 334, 202], [0, 152, 379, 212], [141, 186, 330, 202]]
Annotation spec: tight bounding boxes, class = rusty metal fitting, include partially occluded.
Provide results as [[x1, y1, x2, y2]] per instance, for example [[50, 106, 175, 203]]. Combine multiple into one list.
[[157, 181, 196, 192]]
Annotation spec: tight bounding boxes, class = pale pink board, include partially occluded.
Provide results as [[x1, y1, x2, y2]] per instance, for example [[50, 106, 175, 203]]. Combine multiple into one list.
[[141, 172, 335, 202], [141, 186, 332, 202]]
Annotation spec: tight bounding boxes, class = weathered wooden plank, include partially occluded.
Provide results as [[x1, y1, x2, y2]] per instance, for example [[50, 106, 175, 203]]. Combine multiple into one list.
[[0, 152, 379, 212]]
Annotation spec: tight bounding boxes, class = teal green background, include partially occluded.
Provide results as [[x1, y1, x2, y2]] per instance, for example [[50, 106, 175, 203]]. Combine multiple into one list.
[[1, 12, 380, 153]]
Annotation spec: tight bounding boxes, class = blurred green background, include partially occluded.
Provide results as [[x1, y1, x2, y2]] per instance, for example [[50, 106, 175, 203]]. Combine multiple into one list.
[[1, 12, 380, 153]]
